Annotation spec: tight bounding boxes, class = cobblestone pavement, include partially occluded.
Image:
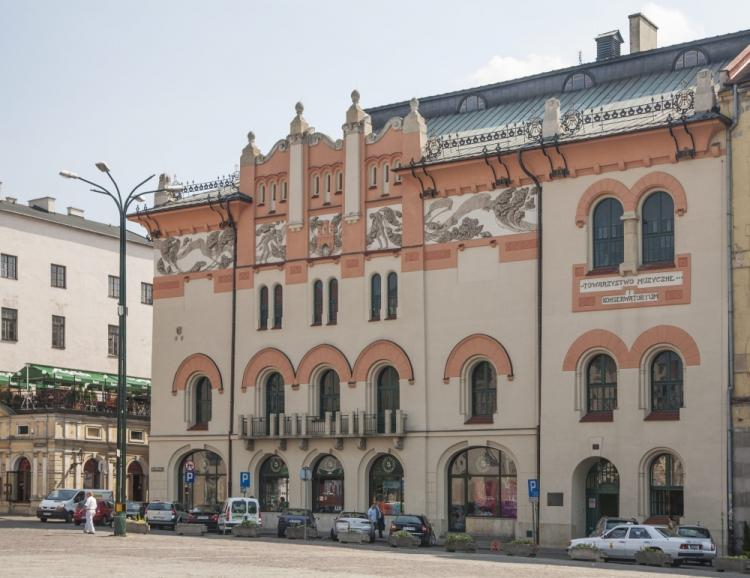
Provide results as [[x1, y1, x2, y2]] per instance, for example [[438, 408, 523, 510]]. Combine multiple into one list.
[[0, 516, 735, 578]]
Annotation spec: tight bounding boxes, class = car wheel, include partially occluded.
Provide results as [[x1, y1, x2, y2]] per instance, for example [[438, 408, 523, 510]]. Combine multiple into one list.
[[74, 520, 81, 526], [40, 518, 47, 523], [65, 512, 72, 523]]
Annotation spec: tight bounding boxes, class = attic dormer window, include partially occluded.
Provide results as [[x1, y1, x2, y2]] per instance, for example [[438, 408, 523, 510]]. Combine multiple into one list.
[[564, 72, 594, 92], [458, 94, 487, 113], [674, 49, 708, 70]]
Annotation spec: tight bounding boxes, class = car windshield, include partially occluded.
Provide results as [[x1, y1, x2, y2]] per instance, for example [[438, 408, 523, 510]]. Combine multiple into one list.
[[655, 527, 676, 538], [285, 509, 307, 516], [678, 527, 711, 539], [147, 502, 172, 511], [605, 520, 629, 529], [45, 490, 77, 501], [395, 516, 423, 525], [126, 502, 142, 509], [341, 513, 367, 519], [192, 504, 219, 514]]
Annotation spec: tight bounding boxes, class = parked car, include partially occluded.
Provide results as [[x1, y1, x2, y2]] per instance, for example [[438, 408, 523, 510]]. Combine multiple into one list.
[[186, 504, 222, 531], [568, 524, 712, 565], [330, 512, 375, 542], [145, 501, 189, 530], [125, 501, 146, 519], [217, 497, 262, 534], [277, 508, 317, 538], [589, 516, 638, 536], [675, 526, 717, 565], [74, 500, 115, 526], [389, 514, 436, 546]]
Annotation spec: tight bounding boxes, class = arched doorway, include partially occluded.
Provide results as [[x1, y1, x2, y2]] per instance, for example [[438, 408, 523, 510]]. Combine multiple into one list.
[[369, 454, 404, 515], [83, 458, 102, 489], [8, 457, 31, 502], [376, 366, 399, 433], [128, 461, 145, 502], [259, 456, 289, 511], [585, 459, 620, 535], [177, 450, 226, 510], [312, 454, 344, 513]]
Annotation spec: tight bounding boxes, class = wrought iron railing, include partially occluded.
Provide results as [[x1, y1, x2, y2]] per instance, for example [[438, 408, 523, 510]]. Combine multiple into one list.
[[240, 411, 405, 438], [171, 171, 240, 200]]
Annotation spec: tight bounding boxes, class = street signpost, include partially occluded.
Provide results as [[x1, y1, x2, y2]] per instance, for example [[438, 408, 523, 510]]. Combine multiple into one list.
[[300, 467, 312, 541], [240, 472, 251, 496], [185, 470, 195, 484], [528, 479, 539, 545], [527, 479, 539, 502], [184, 460, 195, 472]]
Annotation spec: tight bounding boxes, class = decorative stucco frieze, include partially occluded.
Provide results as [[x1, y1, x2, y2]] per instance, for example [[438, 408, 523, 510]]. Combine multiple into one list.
[[309, 213, 342, 258], [155, 229, 235, 276], [366, 204, 403, 250], [365, 117, 404, 144], [255, 221, 287, 264]]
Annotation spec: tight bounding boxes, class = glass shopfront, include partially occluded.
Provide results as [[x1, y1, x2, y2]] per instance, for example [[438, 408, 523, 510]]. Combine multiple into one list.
[[369, 454, 404, 515], [313, 454, 344, 513], [259, 456, 289, 511], [178, 450, 226, 510]]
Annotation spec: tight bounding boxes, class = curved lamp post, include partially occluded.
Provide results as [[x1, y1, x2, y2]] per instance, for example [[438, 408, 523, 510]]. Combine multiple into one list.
[[60, 163, 182, 536]]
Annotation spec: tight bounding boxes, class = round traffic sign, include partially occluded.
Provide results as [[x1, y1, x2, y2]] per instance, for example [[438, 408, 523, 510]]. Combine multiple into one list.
[[184, 460, 195, 472]]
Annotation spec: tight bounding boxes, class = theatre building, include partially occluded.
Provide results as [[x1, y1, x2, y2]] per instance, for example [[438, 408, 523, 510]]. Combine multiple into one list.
[[133, 23, 750, 547]]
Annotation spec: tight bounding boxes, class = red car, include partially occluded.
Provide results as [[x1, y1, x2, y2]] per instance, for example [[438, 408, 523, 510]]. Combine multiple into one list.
[[73, 500, 115, 526]]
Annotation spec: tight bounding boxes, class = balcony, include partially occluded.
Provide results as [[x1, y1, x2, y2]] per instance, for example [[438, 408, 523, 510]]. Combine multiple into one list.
[[239, 410, 407, 450]]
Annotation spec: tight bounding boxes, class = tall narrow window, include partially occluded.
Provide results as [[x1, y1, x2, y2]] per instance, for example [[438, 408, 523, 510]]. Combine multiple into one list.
[[52, 315, 65, 349], [592, 199, 623, 269], [270, 183, 277, 211], [108, 275, 120, 298], [651, 350, 683, 411], [370, 274, 381, 321], [369, 165, 377, 187], [328, 278, 338, 325], [194, 377, 212, 426], [2, 308, 18, 342], [50, 264, 66, 288], [312, 175, 320, 197], [649, 453, 684, 517], [335, 171, 343, 192], [586, 354, 617, 413], [259, 286, 269, 330], [273, 284, 283, 329], [1, 254, 18, 279], [107, 324, 119, 356], [258, 184, 266, 205], [141, 282, 153, 305], [642, 192, 674, 264], [386, 272, 398, 319], [312, 280, 323, 326], [471, 361, 497, 418], [393, 161, 402, 184], [324, 173, 332, 204], [281, 180, 288, 201], [319, 369, 340, 416]]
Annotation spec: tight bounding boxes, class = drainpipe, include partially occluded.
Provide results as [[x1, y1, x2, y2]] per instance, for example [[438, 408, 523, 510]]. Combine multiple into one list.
[[518, 148, 542, 545], [727, 82, 740, 554], [224, 199, 239, 497]]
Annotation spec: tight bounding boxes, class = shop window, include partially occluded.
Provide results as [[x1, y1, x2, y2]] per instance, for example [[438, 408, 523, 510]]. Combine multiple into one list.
[[369, 455, 404, 515], [587, 354, 617, 413], [312, 455, 344, 513], [649, 453, 684, 517], [592, 198, 624, 269], [177, 450, 226, 511], [259, 456, 289, 511], [642, 191, 674, 265], [651, 350, 683, 411]]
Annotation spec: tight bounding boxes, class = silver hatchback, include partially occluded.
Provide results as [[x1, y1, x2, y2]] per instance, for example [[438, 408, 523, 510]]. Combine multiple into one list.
[[145, 501, 189, 530]]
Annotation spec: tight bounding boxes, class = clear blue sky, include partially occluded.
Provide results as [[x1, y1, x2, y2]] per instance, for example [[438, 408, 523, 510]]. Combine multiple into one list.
[[1, 0, 748, 229]]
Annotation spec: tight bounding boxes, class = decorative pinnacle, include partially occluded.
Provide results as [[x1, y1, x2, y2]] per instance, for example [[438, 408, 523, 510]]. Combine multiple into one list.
[[295, 101, 304, 116], [351, 89, 360, 105], [410, 97, 419, 113], [247, 131, 255, 144]]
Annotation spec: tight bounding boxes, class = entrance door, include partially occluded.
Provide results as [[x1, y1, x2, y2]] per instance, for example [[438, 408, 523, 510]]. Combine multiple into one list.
[[265, 372, 285, 434], [585, 459, 620, 535], [128, 461, 144, 502], [376, 367, 399, 434]]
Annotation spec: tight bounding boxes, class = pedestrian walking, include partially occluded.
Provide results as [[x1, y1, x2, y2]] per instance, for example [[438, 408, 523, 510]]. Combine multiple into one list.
[[376, 501, 386, 538], [367, 501, 380, 538], [83, 491, 97, 535]]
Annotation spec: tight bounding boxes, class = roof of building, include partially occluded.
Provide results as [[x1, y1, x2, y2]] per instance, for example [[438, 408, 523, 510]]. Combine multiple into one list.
[[0, 199, 152, 246]]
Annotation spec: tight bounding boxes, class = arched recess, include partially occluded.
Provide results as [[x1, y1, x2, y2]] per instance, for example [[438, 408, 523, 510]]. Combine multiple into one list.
[[631, 172, 688, 216], [352, 340, 414, 384], [443, 334, 513, 383], [172, 353, 223, 395], [627, 325, 700, 369], [575, 178, 634, 227], [563, 329, 630, 371], [241, 348, 296, 391], [295, 344, 352, 385]]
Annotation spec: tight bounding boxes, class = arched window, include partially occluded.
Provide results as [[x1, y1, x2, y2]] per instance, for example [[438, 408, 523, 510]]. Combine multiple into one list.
[[313, 455, 344, 513], [270, 182, 277, 211], [328, 279, 338, 325], [386, 272, 398, 319], [448, 447, 517, 532], [587, 354, 617, 413], [383, 164, 390, 183], [324, 173, 332, 204], [83, 458, 102, 489], [370, 274, 381, 321], [377, 366, 400, 434], [280, 180, 288, 201], [674, 49, 708, 70], [10, 457, 31, 502], [649, 453, 684, 517], [259, 286, 269, 330], [651, 350, 683, 411], [258, 183, 266, 205], [312, 280, 323, 326], [642, 191, 674, 264], [592, 198, 624, 269], [312, 175, 320, 197], [273, 284, 283, 329], [319, 369, 340, 416], [369, 165, 377, 187], [194, 376, 212, 426], [259, 456, 289, 511], [471, 361, 497, 418], [564, 72, 594, 91], [178, 450, 226, 510], [369, 455, 404, 515], [335, 171, 343, 192], [265, 372, 285, 435], [458, 94, 487, 113]]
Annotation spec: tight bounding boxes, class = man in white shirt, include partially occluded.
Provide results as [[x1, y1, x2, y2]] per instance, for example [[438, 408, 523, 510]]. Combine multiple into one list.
[[367, 501, 380, 537], [83, 492, 97, 535]]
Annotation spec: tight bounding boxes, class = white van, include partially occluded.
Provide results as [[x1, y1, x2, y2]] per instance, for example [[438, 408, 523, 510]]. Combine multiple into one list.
[[36, 488, 112, 522], [217, 497, 262, 534]]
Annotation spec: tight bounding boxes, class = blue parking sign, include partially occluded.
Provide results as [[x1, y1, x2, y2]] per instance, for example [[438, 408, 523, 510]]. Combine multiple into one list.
[[185, 470, 195, 484], [528, 479, 539, 501], [240, 471, 251, 490]]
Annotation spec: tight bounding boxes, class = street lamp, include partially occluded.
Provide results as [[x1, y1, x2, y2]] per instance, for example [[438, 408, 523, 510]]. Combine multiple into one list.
[[60, 164, 182, 536]]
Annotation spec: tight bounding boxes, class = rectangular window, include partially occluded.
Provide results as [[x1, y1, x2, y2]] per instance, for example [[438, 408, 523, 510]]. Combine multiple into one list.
[[50, 264, 66, 288], [52, 315, 65, 349], [16, 425, 29, 436], [1, 254, 18, 279], [129, 430, 144, 442], [1, 308, 18, 342], [141, 282, 153, 305], [108, 275, 120, 299], [85, 426, 102, 439], [108, 324, 119, 356]]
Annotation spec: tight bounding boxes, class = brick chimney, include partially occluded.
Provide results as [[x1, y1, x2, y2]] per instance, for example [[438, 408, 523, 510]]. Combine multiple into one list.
[[596, 30, 624, 61], [629, 13, 658, 53], [28, 196, 56, 213]]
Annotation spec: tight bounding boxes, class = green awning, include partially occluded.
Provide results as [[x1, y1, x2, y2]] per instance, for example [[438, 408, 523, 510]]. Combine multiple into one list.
[[0, 371, 14, 387], [9, 364, 150, 392]]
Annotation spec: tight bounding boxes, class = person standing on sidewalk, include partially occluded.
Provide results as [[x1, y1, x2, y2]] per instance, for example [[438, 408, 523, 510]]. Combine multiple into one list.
[[83, 492, 97, 535], [368, 501, 381, 539]]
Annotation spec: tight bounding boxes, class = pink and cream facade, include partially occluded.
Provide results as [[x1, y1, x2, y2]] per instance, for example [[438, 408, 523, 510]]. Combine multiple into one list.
[[134, 54, 734, 545]]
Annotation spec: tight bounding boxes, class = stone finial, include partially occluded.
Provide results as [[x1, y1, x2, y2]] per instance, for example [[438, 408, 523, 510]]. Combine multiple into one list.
[[410, 97, 419, 114], [345, 88, 371, 134], [295, 101, 304, 115], [290, 101, 310, 136], [247, 131, 256, 144], [403, 96, 426, 135], [241, 129, 260, 166], [694, 69, 717, 113], [542, 98, 561, 139], [351, 89, 360, 105]]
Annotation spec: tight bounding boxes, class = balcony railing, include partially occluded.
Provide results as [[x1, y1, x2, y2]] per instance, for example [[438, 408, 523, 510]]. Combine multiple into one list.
[[1, 388, 150, 419], [240, 410, 407, 439]]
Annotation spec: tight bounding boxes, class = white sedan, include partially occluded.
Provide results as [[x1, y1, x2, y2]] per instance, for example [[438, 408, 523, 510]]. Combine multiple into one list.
[[568, 524, 714, 565]]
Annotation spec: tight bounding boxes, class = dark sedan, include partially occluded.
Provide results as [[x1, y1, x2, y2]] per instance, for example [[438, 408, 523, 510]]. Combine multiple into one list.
[[389, 514, 436, 546], [277, 508, 317, 538], [187, 504, 221, 531]]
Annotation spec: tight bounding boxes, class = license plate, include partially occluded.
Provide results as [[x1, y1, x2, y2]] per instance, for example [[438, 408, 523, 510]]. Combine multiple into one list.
[[198, 516, 208, 520], [688, 544, 700, 550], [404, 526, 415, 531]]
